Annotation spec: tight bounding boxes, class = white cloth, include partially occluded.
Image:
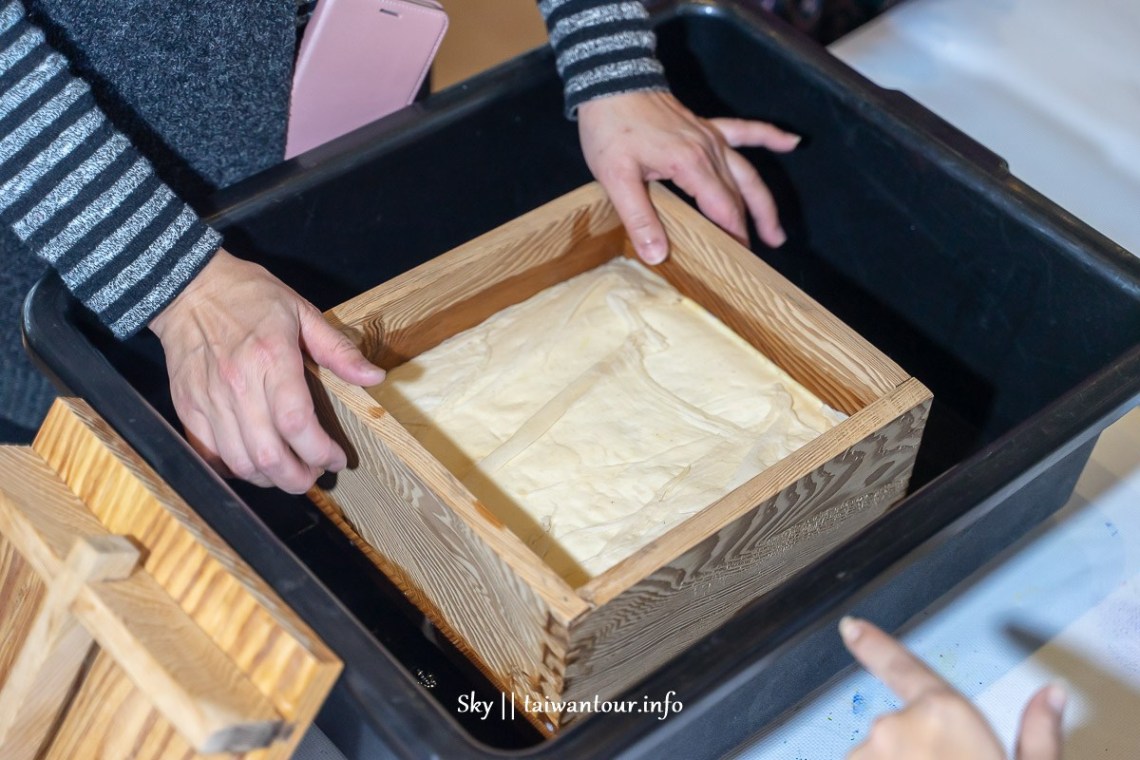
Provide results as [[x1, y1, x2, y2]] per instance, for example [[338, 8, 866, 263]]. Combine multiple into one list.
[[830, 0, 1140, 257]]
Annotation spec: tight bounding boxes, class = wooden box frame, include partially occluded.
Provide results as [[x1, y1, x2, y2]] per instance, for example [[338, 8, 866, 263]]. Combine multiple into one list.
[[307, 182, 931, 733]]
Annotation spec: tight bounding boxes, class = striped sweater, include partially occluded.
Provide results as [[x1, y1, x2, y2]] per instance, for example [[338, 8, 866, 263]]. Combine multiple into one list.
[[0, 0, 667, 339]]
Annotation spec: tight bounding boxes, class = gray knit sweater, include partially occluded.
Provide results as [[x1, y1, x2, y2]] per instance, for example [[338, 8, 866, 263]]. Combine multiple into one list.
[[0, 0, 668, 340]]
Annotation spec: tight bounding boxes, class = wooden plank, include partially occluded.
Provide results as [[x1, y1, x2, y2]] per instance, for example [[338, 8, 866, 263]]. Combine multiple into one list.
[[44, 649, 199, 760], [0, 448, 119, 581], [0, 535, 138, 760], [32, 398, 340, 760], [641, 183, 908, 414], [327, 183, 623, 368], [0, 442, 283, 754], [309, 368, 588, 733], [75, 569, 283, 753], [559, 383, 931, 718], [0, 538, 46, 695]]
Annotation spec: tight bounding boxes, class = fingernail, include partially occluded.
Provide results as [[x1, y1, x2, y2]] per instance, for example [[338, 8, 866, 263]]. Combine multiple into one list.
[[772, 227, 788, 247], [640, 240, 667, 265], [1046, 682, 1068, 714], [789, 134, 803, 148], [361, 362, 386, 383], [839, 616, 863, 644]]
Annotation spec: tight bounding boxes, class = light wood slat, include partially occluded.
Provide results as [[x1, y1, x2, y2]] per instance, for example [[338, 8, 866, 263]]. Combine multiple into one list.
[[0, 445, 283, 754], [0, 538, 46, 697], [327, 183, 625, 368], [75, 569, 283, 753], [33, 398, 340, 759], [0, 535, 138, 760], [0, 448, 119, 581], [43, 649, 199, 760]]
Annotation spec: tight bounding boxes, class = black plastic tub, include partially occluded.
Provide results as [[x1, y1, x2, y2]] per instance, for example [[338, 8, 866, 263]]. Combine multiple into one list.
[[23, 2, 1140, 757]]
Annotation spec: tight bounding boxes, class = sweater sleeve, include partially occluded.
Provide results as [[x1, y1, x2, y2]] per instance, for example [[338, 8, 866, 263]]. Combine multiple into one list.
[[538, 0, 670, 117], [0, 1, 220, 339]]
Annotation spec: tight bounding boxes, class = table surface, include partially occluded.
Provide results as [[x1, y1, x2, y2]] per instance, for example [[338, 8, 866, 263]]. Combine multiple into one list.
[[829, 0, 1140, 258], [732, 409, 1140, 758], [734, 0, 1140, 756], [297, 0, 1140, 757]]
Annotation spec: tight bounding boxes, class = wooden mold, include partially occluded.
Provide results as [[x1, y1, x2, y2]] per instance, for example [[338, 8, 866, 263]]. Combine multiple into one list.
[[0, 398, 341, 759], [307, 182, 931, 733]]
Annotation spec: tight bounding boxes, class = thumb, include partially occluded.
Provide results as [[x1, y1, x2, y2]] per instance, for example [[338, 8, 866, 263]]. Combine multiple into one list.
[[1016, 683, 1066, 760], [299, 308, 386, 387], [600, 167, 669, 265]]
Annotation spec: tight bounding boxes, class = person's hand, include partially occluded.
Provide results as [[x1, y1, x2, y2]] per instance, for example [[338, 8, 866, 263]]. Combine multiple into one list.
[[577, 90, 800, 264], [149, 249, 386, 493], [840, 616, 1066, 760]]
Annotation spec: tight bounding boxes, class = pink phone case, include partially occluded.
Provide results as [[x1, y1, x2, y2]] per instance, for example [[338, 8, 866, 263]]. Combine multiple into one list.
[[286, 0, 448, 158]]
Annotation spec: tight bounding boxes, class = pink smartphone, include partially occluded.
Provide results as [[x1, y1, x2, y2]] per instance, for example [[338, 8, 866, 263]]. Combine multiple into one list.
[[286, 0, 449, 158]]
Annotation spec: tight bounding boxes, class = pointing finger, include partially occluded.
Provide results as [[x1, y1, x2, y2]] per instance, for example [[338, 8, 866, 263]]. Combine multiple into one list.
[[840, 617, 950, 704]]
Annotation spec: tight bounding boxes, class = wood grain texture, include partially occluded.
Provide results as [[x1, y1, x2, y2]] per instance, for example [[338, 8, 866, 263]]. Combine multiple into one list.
[[31, 398, 340, 759], [0, 536, 138, 760], [640, 183, 908, 415], [0, 444, 281, 754], [44, 649, 198, 760], [0, 448, 120, 582], [0, 538, 46, 698], [309, 369, 588, 733], [0, 398, 342, 759], [559, 387, 931, 717], [75, 568, 282, 753], [328, 183, 624, 369]]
